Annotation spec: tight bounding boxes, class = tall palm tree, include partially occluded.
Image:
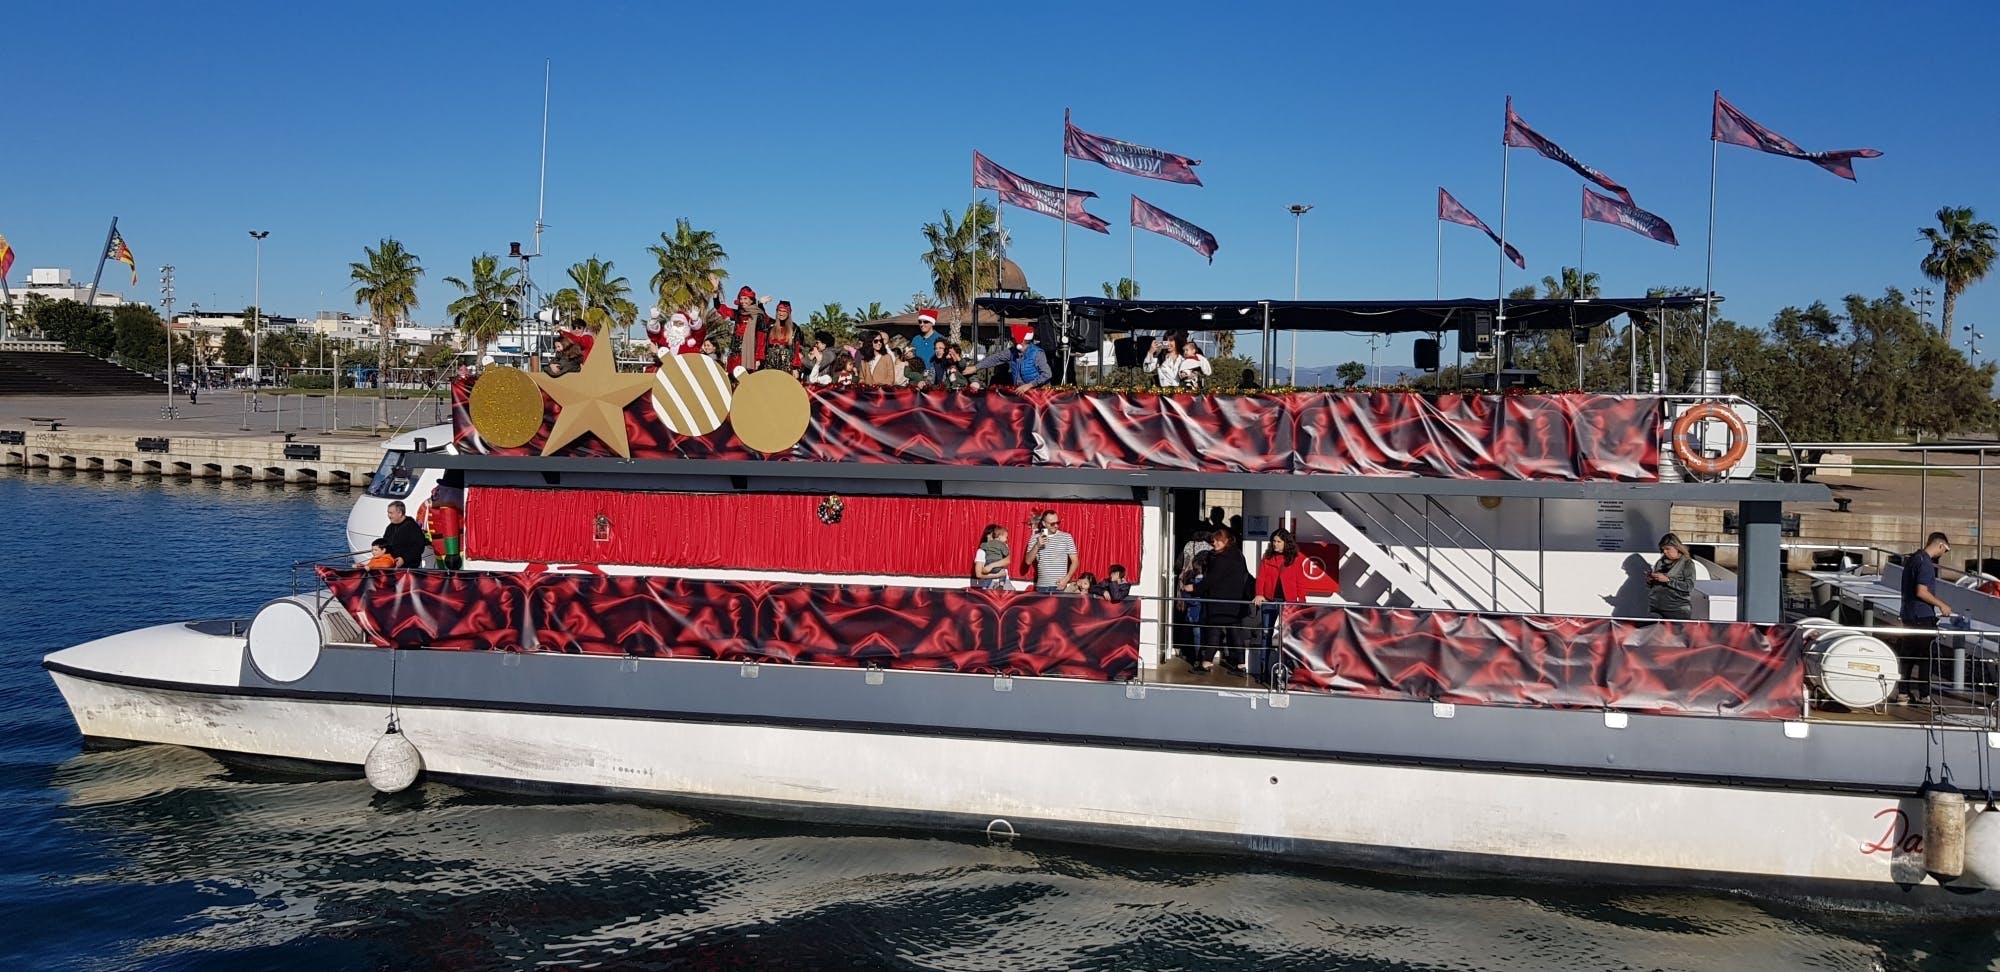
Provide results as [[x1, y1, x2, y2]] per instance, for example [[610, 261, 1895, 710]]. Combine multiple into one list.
[[443, 254, 521, 355], [1539, 267, 1601, 300], [564, 257, 636, 335], [853, 302, 890, 323], [921, 201, 1003, 342], [1101, 278, 1141, 299], [648, 219, 730, 315], [349, 238, 423, 430], [1921, 206, 1998, 338]]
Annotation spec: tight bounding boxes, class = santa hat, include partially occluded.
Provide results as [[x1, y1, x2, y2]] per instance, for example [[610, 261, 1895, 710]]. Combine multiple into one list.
[[668, 311, 693, 328], [1010, 325, 1036, 345], [736, 285, 757, 303], [776, 300, 792, 313], [917, 308, 938, 325]]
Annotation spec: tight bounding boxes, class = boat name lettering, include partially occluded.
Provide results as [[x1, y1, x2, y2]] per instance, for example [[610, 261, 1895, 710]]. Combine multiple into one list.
[[1860, 807, 1923, 857]]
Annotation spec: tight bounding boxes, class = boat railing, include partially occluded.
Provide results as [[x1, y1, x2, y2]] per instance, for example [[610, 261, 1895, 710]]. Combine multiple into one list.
[[1326, 490, 1545, 613], [1659, 392, 1805, 479]]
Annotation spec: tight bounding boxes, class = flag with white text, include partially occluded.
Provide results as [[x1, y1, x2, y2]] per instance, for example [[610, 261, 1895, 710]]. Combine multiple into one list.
[[1064, 111, 1203, 185], [1130, 196, 1218, 262], [1582, 188, 1678, 246], [1712, 93, 1881, 181], [1504, 97, 1634, 204], [973, 151, 1111, 233]]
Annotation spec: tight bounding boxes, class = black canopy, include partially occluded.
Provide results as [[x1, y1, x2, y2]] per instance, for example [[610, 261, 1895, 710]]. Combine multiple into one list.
[[975, 295, 1711, 335]]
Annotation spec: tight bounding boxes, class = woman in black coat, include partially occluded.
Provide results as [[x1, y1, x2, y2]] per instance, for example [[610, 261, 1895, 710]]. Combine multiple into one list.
[[1185, 525, 1254, 674]]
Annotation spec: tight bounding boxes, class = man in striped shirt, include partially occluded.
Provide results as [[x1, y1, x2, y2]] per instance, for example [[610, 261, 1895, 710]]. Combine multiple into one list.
[[1027, 510, 1079, 594]]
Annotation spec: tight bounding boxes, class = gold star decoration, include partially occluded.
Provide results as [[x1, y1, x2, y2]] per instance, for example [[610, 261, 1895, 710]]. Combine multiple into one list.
[[529, 338, 658, 457]]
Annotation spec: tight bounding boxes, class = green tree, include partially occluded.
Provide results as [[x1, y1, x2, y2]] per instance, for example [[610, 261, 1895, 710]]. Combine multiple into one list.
[[262, 329, 305, 371], [350, 238, 425, 429], [647, 218, 729, 316], [1540, 267, 1601, 300], [902, 293, 938, 314], [1335, 360, 1367, 387], [219, 327, 251, 366], [806, 303, 859, 348], [921, 201, 1003, 342], [112, 304, 167, 365], [1101, 278, 1141, 299], [1921, 206, 1998, 338], [38, 299, 113, 356], [564, 256, 636, 334], [852, 302, 891, 324], [444, 254, 522, 353]]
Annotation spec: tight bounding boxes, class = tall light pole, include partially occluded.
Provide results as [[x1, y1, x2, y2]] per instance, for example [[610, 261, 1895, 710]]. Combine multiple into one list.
[[159, 265, 176, 417], [249, 231, 269, 391], [1287, 204, 1312, 386]]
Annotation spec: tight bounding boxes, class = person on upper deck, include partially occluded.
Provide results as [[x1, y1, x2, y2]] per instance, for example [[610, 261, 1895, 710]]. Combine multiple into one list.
[[365, 538, 396, 569], [1177, 341, 1213, 390], [859, 332, 902, 386], [932, 342, 970, 391], [1645, 532, 1696, 620], [965, 326, 1052, 391], [1095, 564, 1131, 602], [1898, 532, 1955, 698], [1148, 333, 1185, 388], [910, 309, 942, 371]]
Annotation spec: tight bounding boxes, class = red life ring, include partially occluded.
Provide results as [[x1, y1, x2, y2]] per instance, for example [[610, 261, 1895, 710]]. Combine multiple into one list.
[[1671, 403, 1749, 476]]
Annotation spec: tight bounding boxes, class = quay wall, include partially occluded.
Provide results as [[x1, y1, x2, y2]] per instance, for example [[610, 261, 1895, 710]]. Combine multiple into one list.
[[2, 428, 382, 486], [1672, 506, 2000, 572]]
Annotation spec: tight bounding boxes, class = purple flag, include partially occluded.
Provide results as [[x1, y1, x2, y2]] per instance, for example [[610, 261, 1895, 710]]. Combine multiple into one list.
[[1130, 195, 1218, 263], [1437, 187, 1525, 269], [1712, 93, 1882, 181], [973, 151, 1111, 233], [1581, 188, 1678, 246], [1503, 97, 1635, 204], [1064, 110, 1203, 185]]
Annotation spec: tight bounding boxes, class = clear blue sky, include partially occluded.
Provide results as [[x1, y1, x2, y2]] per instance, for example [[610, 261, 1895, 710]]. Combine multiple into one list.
[[6, 1, 1997, 371]]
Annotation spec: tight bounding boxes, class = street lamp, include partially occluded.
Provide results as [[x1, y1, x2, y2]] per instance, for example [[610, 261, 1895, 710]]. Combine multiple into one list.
[[249, 231, 269, 392], [159, 265, 176, 417], [1287, 204, 1312, 386]]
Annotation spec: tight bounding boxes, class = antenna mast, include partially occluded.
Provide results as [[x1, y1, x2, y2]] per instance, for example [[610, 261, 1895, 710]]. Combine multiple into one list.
[[534, 59, 550, 257]]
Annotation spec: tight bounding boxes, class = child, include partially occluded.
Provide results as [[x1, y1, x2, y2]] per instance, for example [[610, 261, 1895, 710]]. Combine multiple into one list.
[[365, 538, 396, 569], [1065, 571, 1098, 595], [976, 525, 1012, 589], [1096, 564, 1131, 602]]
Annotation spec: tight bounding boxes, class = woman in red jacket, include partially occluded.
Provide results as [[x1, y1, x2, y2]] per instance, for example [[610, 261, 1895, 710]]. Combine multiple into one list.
[[1250, 527, 1307, 681]]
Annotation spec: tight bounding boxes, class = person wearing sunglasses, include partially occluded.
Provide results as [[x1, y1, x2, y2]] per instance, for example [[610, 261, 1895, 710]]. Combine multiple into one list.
[[1026, 509, 1078, 594], [860, 332, 901, 386]]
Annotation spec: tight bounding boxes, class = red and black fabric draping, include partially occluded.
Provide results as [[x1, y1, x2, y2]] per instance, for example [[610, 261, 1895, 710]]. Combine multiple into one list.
[[452, 381, 1659, 482], [314, 567, 1141, 681], [463, 488, 1142, 580], [1281, 605, 1806, 719]]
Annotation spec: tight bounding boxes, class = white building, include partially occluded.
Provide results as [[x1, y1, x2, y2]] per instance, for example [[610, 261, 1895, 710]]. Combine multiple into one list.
[[3, 267, 131, 310]]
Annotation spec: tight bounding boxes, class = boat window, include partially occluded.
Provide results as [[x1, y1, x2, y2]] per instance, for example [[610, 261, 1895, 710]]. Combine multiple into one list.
[[365, 452, 418, 499]]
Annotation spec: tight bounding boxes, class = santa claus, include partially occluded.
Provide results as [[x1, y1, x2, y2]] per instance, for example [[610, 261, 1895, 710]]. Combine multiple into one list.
[[644, 307, 705, 357]]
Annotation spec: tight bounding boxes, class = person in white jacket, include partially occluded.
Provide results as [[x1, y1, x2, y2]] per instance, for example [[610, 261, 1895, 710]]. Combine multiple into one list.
[[1147, 334, 1184, 388]]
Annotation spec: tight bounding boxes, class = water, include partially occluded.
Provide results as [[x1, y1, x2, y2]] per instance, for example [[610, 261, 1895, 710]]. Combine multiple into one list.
[[2, 469, 1997, 971]]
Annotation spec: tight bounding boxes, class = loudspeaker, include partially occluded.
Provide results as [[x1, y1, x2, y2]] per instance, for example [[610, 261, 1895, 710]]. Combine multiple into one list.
[[1413, 338, 1439, 371], [1457, 309, 1493, 357], [1113, 336, 1143, 369]]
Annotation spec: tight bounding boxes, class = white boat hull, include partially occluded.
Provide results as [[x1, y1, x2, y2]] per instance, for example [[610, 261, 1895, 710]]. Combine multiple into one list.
[[47, 663, 1978, 907]]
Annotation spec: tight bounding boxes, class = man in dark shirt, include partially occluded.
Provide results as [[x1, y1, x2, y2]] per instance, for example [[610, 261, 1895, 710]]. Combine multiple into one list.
[[382, 500, 430, 568], [1898, 532, 1954, 699]]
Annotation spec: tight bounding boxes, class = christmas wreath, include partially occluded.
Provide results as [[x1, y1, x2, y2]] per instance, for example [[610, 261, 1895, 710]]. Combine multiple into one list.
[[816, 494, 844, 525]]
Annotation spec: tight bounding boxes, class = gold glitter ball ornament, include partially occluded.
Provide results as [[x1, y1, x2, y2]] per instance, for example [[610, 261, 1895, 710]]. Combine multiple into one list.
[[730, 369, 811, 455], [467, 366, 545, 448]]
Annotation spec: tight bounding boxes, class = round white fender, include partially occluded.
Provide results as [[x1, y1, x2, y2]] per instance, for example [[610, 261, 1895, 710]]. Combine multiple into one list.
[[364, 726, 423, 794], [1965, 807, 2000, 888]]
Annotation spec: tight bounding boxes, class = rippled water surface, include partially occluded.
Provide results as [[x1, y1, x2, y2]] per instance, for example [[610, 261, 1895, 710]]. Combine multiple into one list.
[[4, 468, 1999, 970]]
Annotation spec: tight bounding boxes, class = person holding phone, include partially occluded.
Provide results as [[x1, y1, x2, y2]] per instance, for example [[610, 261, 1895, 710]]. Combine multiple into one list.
[[1025, 509, 1077, 594]]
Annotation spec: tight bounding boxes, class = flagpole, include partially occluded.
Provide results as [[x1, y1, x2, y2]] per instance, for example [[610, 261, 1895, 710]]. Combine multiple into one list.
[[1702, 102, 1719, 382], [1060, 108, 1072, 384], [970, 156, 979, 348], [85, 216, 118, 311], [1495, 103, 1511, 392], [1577, 201, 1587, 389], [1435, 217, 1442, 301]]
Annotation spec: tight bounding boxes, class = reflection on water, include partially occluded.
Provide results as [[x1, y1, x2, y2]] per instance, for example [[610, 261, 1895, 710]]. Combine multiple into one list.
[[7, 470, 2000, 969]]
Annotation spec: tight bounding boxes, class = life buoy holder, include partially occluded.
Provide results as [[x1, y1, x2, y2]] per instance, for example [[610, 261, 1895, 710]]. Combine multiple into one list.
[[1671, 403, 1749, 476]]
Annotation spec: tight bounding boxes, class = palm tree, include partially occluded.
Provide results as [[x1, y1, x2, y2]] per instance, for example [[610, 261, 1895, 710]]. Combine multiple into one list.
[[350, 238, 423, 430], [1921, 206, 1998, 338], [648, 219, 730, 315], [443, 254, 521, 356], [1539, 267, 1601, 300], [563, 257, 636, 335], [1101, 278, 1141, 300], [853, 302, 890, 323], [920, 201, 1003, 342]]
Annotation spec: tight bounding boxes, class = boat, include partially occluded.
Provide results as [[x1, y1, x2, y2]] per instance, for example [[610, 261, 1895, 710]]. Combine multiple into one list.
[[43, 295, 2000, 913]]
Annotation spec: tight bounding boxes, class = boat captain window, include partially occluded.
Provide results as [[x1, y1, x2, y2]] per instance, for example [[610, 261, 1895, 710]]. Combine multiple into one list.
[[365, 453, 418, 499]]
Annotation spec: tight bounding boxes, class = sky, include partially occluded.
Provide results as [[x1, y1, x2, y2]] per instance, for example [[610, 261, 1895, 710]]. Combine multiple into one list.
[[5, 0, 1998, 372]]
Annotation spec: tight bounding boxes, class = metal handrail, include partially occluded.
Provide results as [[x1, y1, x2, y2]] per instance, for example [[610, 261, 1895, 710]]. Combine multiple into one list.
[[1659, 392, 1803, 477], [1386, 491, 1544, 609]]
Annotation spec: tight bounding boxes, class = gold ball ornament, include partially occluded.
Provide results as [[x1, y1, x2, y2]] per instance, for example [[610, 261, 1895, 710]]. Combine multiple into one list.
[[467, 366, 545, 448], [730, 369, 811, 455]]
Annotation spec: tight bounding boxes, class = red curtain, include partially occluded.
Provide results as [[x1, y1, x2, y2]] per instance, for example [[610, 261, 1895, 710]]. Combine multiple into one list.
[[465, 487, 1143, 580]]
